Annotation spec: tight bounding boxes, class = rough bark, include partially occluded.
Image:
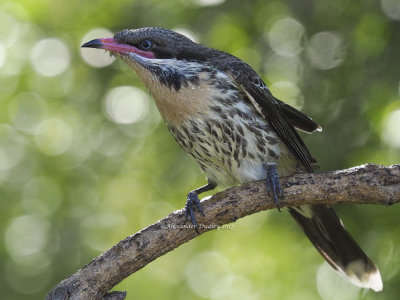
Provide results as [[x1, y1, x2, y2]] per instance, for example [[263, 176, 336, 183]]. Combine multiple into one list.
[[46, 164, 400, 300]]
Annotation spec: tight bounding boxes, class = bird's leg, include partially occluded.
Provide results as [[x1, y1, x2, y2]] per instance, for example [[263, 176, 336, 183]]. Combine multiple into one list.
[[186, 180, 217, 232], [263, 163, 283, 211]]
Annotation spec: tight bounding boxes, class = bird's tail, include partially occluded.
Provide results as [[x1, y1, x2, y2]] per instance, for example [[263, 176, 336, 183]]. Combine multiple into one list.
[[288, 204, 383, 291]]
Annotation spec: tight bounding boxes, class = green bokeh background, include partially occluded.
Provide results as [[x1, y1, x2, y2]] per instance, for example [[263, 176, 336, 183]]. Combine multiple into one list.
[[1, 0, 400, 299]]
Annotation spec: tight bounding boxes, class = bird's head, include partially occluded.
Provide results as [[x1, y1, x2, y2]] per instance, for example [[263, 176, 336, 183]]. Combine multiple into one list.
[[82, 27, 216, 92], [82, 27, 210, 66]]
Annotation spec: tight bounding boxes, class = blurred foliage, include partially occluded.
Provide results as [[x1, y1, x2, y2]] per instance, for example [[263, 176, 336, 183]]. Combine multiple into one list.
[[1, 0, 400, 299]]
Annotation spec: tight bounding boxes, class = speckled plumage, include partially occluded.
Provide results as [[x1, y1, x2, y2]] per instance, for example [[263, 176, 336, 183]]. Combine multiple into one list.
[[122, 56, 296, 186], [82, 27, 383, 291]]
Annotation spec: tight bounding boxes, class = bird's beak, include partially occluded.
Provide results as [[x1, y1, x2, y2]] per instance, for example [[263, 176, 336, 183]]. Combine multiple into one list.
[[81, 38, 155, 59]]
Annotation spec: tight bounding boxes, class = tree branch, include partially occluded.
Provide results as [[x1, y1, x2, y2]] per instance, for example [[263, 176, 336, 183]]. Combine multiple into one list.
[[46, 163, 400, 300]]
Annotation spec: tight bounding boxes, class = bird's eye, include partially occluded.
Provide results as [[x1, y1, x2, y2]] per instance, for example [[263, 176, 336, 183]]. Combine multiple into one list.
[[140, 40, 153, 50]]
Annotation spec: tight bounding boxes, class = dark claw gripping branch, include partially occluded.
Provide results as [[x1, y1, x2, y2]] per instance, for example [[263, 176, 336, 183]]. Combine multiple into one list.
[[82, 27, 382, 291]]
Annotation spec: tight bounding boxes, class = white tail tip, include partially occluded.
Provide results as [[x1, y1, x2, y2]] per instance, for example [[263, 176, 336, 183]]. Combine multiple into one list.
[[344, 261, 383, 292], [363, 269, 383, 292]]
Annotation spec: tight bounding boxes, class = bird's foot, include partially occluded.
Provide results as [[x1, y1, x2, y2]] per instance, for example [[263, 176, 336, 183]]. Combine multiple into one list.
[[264, 164, 283, 211], [185, 191, 204, 233]]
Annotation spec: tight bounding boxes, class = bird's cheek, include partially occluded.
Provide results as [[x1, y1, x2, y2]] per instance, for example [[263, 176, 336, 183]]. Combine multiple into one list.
[[129, 50, 156, 59]]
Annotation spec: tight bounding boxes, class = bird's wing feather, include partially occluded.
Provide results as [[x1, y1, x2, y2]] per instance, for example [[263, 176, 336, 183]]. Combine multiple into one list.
[[225, 61, 317, 172], [276, 99, 322, 133]]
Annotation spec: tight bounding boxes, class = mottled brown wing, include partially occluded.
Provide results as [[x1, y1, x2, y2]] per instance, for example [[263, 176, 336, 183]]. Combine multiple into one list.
[[227, 61, 316, 172]]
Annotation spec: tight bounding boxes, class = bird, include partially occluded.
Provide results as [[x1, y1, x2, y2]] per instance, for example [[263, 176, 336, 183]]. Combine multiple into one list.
[[82, 27, 383, 291]]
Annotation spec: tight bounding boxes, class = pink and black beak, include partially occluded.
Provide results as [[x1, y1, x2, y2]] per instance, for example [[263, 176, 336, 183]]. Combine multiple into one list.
[[81, 38, 155, 59]]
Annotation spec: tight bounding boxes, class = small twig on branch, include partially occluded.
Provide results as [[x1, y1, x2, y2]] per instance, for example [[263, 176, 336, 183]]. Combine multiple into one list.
[[46, 163, 400, 300]]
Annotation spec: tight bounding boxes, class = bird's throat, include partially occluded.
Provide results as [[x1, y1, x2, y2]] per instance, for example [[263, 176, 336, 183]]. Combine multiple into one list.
[[124, 57, 227, 127]]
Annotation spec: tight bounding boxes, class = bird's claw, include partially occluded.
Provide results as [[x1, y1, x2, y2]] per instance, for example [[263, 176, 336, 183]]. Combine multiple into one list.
[[265, 164, 283, 211], [185, 191, 204, 233]]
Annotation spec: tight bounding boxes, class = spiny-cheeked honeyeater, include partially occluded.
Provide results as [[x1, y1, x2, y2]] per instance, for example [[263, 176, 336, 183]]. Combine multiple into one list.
[[82, 27, 382, 291]]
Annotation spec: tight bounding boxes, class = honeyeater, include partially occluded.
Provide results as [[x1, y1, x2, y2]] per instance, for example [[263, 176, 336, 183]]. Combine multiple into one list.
[[82, 27, 382, 291]]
